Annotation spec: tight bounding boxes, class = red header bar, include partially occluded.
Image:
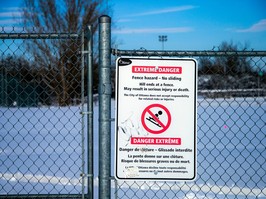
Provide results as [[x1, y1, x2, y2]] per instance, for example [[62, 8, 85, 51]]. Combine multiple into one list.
[[132, 66, 182, 74], [131, 137, 181, 145]]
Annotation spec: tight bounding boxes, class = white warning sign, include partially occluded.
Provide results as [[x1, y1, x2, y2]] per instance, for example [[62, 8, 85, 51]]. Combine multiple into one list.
[[115, 57, 197, 181]]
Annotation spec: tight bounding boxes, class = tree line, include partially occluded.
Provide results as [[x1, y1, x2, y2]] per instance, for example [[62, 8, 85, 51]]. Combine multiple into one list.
[[0, 0, 265, 106], [198, 41, 266, 90], [1, 40, 265, 106]]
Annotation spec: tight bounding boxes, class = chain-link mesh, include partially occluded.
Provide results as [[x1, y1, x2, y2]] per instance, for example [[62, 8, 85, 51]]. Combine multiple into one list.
[[1, 27, 266, 198], [112, 49, 266, 199], [0, 28, 87, 197]]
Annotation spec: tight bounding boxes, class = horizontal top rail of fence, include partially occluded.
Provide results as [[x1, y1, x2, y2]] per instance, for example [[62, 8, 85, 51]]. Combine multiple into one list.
[[112, 48, 266, 57], [0, 32, 84, 39]]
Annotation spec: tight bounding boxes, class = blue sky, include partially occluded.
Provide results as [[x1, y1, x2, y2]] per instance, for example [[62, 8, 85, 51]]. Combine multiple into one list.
[[0, 0, 266, 50]]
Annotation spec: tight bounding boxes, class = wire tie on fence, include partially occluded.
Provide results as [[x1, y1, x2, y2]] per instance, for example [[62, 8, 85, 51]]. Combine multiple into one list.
[[80, 173, 93, 177], [99, 118, 115, 122], [79, 50, 90, 54], [80, 173, 94, 178], [87, 174, 94, 178], [80, 111, 93, 115]]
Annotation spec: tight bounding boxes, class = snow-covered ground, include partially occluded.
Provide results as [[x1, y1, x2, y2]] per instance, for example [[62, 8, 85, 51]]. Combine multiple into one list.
[[0, 97, 265, 198]]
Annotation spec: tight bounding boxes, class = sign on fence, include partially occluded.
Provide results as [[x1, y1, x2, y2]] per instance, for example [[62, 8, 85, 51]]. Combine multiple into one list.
[[115, 57, 197, 181]]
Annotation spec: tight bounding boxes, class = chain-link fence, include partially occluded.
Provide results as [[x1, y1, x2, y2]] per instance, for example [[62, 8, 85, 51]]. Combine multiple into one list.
[[1, 24, 266, 199], [0, 28, 91, 198], [111, 49, 266, 199]]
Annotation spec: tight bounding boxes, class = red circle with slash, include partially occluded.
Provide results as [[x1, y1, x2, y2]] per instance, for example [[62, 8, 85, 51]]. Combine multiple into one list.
[[141, 104, 171, 134]]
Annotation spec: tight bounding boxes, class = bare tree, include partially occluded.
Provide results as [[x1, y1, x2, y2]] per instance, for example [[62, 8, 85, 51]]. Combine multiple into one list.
[[21, 0, 107, 106]]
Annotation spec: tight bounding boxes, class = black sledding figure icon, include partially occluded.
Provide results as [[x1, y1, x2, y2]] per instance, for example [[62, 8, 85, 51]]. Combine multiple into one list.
[[146, 110, 163, 127]]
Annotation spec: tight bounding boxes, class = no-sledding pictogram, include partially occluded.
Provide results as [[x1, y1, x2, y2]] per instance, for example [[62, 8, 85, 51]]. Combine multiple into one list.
[[141, 104, 171, 134]]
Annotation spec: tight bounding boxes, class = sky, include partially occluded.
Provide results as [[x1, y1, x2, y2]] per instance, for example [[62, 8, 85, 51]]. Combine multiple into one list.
[[0, 0, 266, 50]]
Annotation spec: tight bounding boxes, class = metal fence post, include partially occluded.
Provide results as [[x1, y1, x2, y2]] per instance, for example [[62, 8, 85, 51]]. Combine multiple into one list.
[[87, 25, 94, 199], [98, 15, 111, 199], [81, 30, 85, 199]]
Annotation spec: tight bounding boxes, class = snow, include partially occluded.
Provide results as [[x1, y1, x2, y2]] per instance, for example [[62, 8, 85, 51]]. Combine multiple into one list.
[[0, 97, 265, 198]]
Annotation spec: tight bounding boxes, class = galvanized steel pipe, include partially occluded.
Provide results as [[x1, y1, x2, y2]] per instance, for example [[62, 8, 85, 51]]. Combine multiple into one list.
[[98, 15, 111, 199]]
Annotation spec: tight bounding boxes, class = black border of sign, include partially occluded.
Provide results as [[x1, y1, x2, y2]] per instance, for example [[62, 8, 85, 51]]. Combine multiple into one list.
[[115, 57, 197, 181]]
